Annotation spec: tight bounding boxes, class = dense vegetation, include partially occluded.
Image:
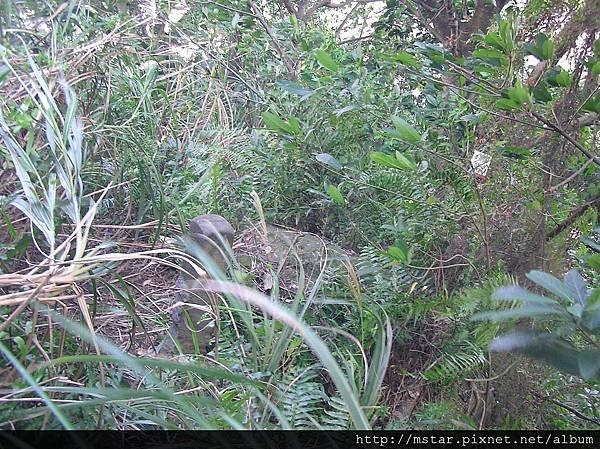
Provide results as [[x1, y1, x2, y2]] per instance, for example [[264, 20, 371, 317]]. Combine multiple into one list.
[[0, 0, 599, 429]]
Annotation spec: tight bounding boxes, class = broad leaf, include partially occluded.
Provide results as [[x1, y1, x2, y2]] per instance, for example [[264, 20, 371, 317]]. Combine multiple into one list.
[[370, 151, 416, 170], [490, 332, 580, 376], [492, 285, 562, 307], [473, 48, 507, 65], [507, 87, 531, 105], [495, 98, 521, 111], [326, 184, 345, 206], [315, 153, 342, 170], [497, 146, 532, 160], [277, 80, 314, 96], [581, 234, 600, 252], [531, 84, 552, 103], [555, 70, 571, 87], [564, 270, 588, 306], [315, 49, 339, 72], [578, 350, 600, 380], [394, 51, 420, 68], [588, 254, 600, 270], [582, 289, 600, 330], [387, 240, 409, 263], [390, 115, 421, 144], [526, 270, 574, 303], [261, 111, 295, 135]]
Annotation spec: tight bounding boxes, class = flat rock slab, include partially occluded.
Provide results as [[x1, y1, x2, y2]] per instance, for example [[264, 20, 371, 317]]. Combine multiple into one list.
[[236, 223, 355, 294]]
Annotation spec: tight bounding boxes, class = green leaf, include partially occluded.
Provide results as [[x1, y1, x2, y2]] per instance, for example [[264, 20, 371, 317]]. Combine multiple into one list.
[[578, 350, 600, 380], [473, 48, 508, 63], [394, 51, 420, 68], [526, 270, 574, 303], [541, 38, 554, 60], [524, 42, 542, 60], [531, 84, 552, 103], [497, 146, 532, 160], [555, 69, 571, 87], [370, 151, 416, 170], [525, 33, 554, 60], [495, 98, 521, 111], [588, 253, 600, 270], [277, 80, 314, 96], [592, 61, 600, 76], [390, 115, 421, 144], [315, 153, 342, 170], [484, 32, 506, 52], [261, 111, 299, 136], [395, 151, 417, 169], [288, 116, 302, 135], [499, 20, 515, 51], [14, 113, 33, 129], [326, 184, 345, 205], [582, 95, 600, 114], [507, 86, 531, 105], [386, 241, 409, 263], [315, 49, 339, 72], [262, 111, 291, 134]]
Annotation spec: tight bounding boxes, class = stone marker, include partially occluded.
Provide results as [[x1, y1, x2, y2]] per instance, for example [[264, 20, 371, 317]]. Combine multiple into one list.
[[158, 214, 234, 355]]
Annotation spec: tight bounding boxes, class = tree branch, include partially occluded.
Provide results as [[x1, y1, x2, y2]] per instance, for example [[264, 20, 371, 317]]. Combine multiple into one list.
[[401, 0, 448, 45], [248, 0, 298, 79], [281, 0, 298, 18], [530, 110, 600, 168], [546, 190, 600, 240], [526, 0, 598, 86]]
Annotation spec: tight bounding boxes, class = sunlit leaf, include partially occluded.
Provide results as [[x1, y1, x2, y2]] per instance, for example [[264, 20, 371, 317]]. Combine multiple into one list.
[[507, 86, 531, 105], [370, 151, 416, 170], [261, 111, 299, 136], [497, 146, 532, 160], [394, 51, 420, 68], [555, 70, 571, 87], [326, 184, 345, 206], [473, 48, 507, 64], [390, 115, 421, 144], [315, 49, 339, 72], [315, 153, 342, 170]]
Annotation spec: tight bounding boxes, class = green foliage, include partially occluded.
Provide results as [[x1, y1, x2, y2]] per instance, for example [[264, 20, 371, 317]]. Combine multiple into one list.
[[524, 33, 554, 61], [478, 268, 600, 381], [2, 0, 600, 431]]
